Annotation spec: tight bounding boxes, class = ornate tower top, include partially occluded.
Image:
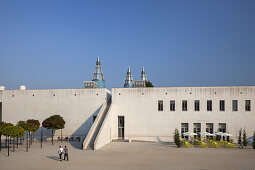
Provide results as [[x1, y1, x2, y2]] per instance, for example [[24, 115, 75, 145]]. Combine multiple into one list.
[[124, 66, 134, 88], [140, 66, 148, 81], [92, 56, 106, 88]]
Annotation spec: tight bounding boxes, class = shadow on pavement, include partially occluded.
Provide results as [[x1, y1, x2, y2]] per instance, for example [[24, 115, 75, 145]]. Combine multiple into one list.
[[46, 155, 60, 161]]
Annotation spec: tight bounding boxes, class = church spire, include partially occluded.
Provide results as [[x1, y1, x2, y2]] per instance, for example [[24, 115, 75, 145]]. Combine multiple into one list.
[[92, 56, 106, 88], [140, 66, 148, 81], [124, 66, 134, 88]]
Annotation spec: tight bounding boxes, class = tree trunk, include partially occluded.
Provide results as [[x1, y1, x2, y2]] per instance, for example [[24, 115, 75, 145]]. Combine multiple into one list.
[[52, 129, 53, 145], [0, 134, 1, 151], [61, 129, 62, 143], [13, 138, 15, 152], [5, 136, 7, 148], [28, 132, 30, 148], [41, 127, 43, 149], [7, 136, 10, 157], [17, 137, 18, 148], [26, 133, 28, 152]]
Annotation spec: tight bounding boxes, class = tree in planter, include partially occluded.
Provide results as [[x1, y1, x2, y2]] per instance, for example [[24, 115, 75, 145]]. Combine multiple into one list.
[[253, 132, 255, 149], [26, 119, 40, 144], [1, 123, 14, 156], [238, 128, 242, 144], [173, 129, 181, 148], [243, 129, 247, 147], [0, 121, 5, 151], [17, 121, 35, 151], [42, 115, 65, 145], [4, 125, 25, 152]]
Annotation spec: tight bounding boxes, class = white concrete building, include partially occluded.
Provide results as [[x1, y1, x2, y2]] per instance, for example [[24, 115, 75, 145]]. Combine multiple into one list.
[[1, 59, 254, 150]]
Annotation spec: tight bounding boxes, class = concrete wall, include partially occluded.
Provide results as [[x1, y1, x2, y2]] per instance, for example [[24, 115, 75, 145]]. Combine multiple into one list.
[[94, 104, 113, 150], [110, 86, 255, 142], [0, 88, 110, 140]]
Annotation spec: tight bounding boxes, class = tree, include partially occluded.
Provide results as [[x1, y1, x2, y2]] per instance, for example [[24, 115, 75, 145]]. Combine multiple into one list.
[[145, 81, 154, 87], [0, 121, 5, 151], [238, 128, 242, 144], [4, 125, 25, 152], [1, 122, 14, 156], [174, 129, 181, 148], [42, 115, 65, 145], [26, 119, 40, 143], [243, 129, 247, 147], [17, 120, 35, 151], [253, 132, 255, 149]]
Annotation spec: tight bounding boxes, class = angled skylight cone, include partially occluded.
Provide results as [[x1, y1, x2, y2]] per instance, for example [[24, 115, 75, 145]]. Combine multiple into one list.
[[140, 66, 148, 81], [92, 56, 106, 88], [124, 66, 134, 88]]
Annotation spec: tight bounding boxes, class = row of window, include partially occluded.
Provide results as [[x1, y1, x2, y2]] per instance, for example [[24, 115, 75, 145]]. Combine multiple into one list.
[[181, 123, 226, 138], [158, 100, 251, 111]]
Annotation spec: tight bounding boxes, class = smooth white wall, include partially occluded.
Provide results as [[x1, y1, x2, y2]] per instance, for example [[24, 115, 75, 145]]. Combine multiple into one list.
[[111, 86, 255, 142], [0, 88, 110, 139]]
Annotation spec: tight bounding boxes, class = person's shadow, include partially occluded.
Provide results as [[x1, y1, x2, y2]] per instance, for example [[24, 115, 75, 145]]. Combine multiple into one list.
[[46, 155, 60, 161]]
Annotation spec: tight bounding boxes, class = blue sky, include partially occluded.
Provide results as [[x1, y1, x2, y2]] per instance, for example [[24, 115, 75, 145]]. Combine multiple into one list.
[[0, 0, 255, 90]]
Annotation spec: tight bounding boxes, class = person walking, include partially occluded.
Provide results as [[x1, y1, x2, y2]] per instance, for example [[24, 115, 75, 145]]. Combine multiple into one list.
[[58, 146, 63, 161], [64, 146, 69, 161]]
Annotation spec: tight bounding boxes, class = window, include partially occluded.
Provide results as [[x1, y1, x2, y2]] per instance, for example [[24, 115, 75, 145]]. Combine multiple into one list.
[[218, 123, 226, 133], [245, 100, 251, 111], [182, 100, 187, 111], [232, 100, 238, 111], [206, 123, 213, 134], [181, 123, 188, 139], [220, 100, 225, 111], [170, 100, 175, 111], [207, 100, 212, 111], [193, 123, 201, 133], [194, 100, 200, 111], [158, 100, 163, 111]]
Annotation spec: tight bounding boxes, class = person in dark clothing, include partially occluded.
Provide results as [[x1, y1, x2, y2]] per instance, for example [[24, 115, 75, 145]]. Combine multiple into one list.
[[64, 146, 69, 161]]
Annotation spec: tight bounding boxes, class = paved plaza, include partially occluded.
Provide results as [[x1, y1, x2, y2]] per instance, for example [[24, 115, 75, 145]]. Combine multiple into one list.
[[0, 140, 255, 170]]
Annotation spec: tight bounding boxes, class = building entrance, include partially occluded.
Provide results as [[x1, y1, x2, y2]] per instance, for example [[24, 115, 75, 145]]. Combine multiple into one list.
[[118, 116, 124, 139]]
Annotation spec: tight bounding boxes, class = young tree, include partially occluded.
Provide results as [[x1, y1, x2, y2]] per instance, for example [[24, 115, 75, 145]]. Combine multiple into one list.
[[26, 119, 40, 143], [243, 129, 247, 147], [0, 121, 4, 151], [42, 115, 65, 145], [1, 123, 14, 156], [174, 129, 181, 148], [4, 125, 25, 152], [17, 121, 34, 151], [145, 81, 154, 87], [238, 128, 242, 144], [253, 132, 255, 149]]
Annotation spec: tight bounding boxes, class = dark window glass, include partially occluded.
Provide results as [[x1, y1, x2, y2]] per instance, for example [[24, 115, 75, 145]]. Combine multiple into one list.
[[220, 100, 225, 111], [158, 100, 163, 111], [170, 100, 175, 111], [232, 100, 238, 111], [194, 100, 200, 111], [181, 123, 188, 139], [207, 100, 212, 111], [182, 100, 187, 111], [245, 100, 251, 111]]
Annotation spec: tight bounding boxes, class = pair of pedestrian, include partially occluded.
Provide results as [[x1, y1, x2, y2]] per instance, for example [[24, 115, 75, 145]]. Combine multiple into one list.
[[58, 146, 69, 161]]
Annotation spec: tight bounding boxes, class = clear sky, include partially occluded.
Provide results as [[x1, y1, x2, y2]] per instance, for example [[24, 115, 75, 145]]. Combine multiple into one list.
[[0, 0, 255, 90]]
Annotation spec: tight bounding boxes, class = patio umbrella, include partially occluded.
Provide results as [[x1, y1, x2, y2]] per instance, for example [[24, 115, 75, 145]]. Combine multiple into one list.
[[199, 132, 210, 136], [182, 132, 198, 136], [214, 132, 223, 136], [207, 133, 216, 137], [222, 133, 233, 137]]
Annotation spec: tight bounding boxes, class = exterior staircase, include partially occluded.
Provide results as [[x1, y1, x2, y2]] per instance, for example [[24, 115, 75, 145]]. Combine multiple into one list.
[[83, 96, 111, 150]]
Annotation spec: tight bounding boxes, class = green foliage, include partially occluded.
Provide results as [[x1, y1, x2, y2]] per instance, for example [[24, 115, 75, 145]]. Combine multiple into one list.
[[173, 129, 181, 147], [26, 119, 40, 132], [3, 126, 25, 138], [17, 121, 32, 132], [238, 128, 242, 144], [0, 122, 14, 136], [253, 132, 255, 149], [181, 140, 193, 148], [243, 129, 247, 146], [42, 115, 65, 130], [145, 81, 154, 87]]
